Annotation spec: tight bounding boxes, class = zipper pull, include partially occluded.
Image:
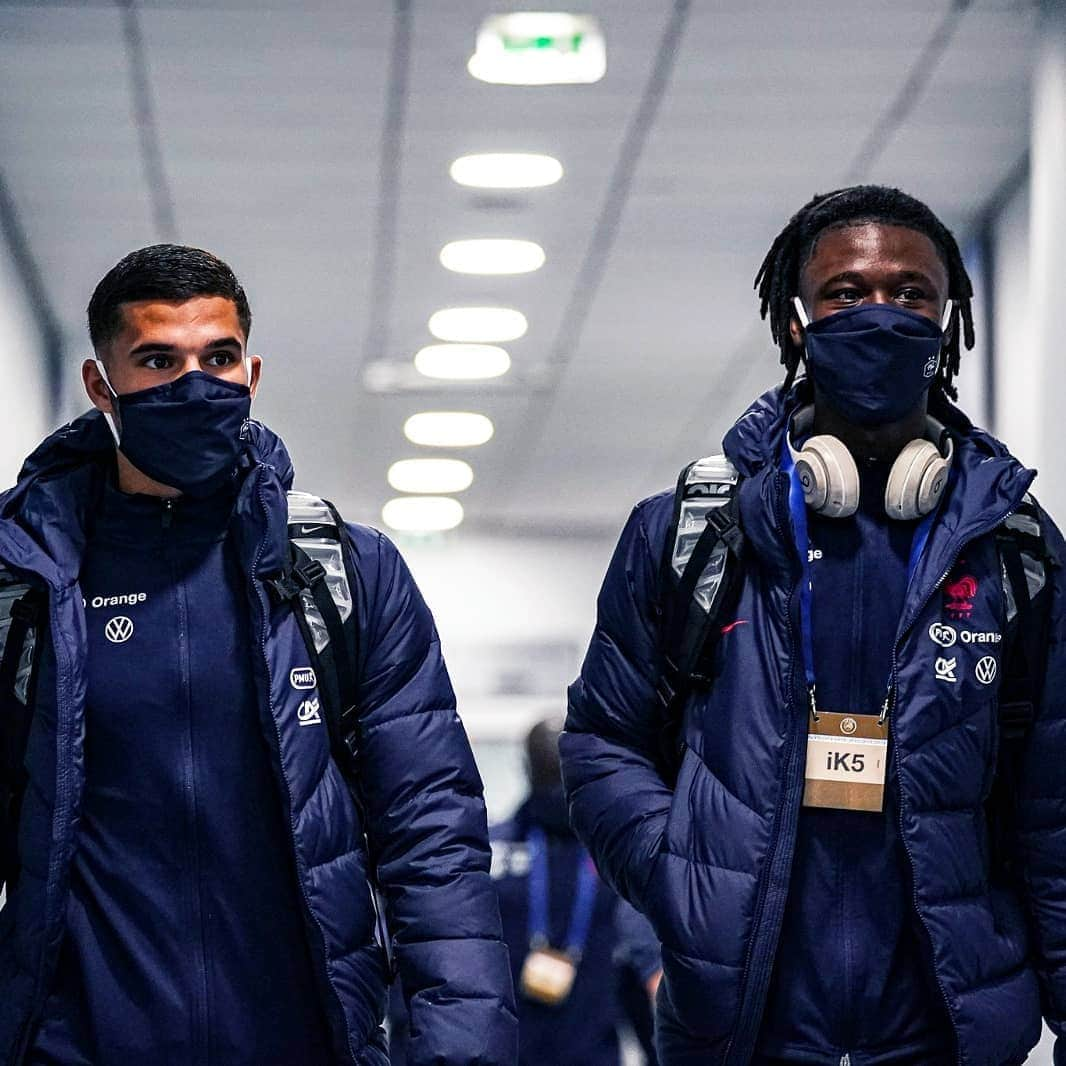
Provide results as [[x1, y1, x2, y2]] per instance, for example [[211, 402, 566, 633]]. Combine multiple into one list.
[[879, 685, 894, 726], [161, 498, 174, 530]]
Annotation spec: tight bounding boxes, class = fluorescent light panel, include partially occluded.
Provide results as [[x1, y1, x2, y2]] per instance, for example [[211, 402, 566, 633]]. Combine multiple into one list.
[[429, 307, 527, 343], [382, 496, 464, 533], [387, 459, 474, 495], [404, 412, 495, 448], [440, 238, 545, 275], [450, 153, 563, 190], [414, 344, 511, 381]]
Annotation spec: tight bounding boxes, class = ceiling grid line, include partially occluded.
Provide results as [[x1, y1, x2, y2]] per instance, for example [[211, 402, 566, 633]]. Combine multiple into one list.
[[360, 0, 413, 372], [846, 0, 973, 181], [497, 0, 693, 505], [118, 0, 177, 243]]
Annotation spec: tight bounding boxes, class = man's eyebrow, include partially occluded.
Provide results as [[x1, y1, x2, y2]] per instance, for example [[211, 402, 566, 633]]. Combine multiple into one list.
[[126, 336, 243, 357], [817, 269, 937, 288]]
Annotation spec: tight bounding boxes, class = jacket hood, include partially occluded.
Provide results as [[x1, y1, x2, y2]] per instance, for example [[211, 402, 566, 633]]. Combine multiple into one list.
[[0, 410, 295, 587]]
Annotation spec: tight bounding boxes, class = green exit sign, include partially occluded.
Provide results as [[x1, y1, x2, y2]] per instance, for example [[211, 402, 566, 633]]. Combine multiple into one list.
[[470, 14, 606, 85]]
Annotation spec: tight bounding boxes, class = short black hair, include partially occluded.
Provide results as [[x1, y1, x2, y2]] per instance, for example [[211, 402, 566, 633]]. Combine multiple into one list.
[[87, 243, 251, 352], [754, 185, 974, 399], [525, 716, 565, 794]]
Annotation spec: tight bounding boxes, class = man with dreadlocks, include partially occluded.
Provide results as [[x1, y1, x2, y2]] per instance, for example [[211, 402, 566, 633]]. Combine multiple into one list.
[[561, 185, 1066, 1066]]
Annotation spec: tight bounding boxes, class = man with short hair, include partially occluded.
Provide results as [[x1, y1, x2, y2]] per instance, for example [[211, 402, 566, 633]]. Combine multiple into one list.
[[0, 244, 517, 1066], [562, 186, 1066, 1065]]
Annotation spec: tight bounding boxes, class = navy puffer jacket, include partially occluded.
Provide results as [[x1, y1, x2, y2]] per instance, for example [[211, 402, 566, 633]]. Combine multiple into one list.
[[0, 411, 517, 1066], [562, 385, 1066, 1066]]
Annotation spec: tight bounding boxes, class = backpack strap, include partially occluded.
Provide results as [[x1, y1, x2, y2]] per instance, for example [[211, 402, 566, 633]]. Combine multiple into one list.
[[987, 493, 1057, 883], [0, 577, 45, 891], [272, 492, 394, 975], [656, 455, 743, 781]]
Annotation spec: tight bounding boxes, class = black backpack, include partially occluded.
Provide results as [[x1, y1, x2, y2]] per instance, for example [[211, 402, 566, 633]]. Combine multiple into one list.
[[654, 453, 1056, 799]]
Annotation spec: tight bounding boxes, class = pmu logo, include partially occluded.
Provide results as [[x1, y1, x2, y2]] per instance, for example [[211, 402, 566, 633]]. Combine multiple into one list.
[[297, 697, 322, 726], [944, 574, 978, 620], [290, 667, 317, 690], [105, 616, 134, 644]]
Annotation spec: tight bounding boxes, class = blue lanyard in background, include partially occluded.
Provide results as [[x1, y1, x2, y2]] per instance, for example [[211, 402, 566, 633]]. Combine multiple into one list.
[[780, 433, 939, 717], [526, 826, 599, 959]]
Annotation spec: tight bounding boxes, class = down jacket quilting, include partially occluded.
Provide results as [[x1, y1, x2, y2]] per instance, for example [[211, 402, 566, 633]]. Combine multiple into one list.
[[0, 411, 517, 1066], [562, 384, 1066, 1066]]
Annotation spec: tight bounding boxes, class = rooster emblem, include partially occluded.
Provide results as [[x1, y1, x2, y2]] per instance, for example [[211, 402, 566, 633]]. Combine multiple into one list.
[[944, 574, 978, 619]]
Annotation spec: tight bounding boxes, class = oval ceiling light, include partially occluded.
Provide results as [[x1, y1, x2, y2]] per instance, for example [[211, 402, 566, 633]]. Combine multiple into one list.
[[428, 307, 527, 343], [404, 412, 495, 448], [382, 496, 464, 533], [414, 344, 511, 381], [450, 153, 563, 190], [440, 238, 545, 276], [387, 458, 474, 494], [468, 13, 606, 85]]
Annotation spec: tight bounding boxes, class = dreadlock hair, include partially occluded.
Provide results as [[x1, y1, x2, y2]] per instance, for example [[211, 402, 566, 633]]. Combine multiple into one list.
[[753, 185, 975, 400]]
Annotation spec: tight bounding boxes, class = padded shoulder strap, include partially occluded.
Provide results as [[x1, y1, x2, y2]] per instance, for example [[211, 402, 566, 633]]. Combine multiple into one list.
[[656, 455, 743, 780]]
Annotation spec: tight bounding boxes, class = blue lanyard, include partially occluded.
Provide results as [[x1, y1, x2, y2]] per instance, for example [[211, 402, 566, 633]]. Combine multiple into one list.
[[781, 434, 938, 717], [526, 827, 599, 959]]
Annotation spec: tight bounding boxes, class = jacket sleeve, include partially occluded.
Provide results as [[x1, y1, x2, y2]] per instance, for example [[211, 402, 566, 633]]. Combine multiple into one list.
[[560, 501, 672, 912], [1014, 508, 1066, 1063], [351, 528, 517, 1066]]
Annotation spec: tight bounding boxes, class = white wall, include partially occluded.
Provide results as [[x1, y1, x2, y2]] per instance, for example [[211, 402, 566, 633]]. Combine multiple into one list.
[[0, 235, 51, 488]]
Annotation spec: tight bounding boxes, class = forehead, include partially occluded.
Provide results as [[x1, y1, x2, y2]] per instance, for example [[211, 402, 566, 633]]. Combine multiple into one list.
[[802, 222, 948, 285], [112, 295, 243, 344]]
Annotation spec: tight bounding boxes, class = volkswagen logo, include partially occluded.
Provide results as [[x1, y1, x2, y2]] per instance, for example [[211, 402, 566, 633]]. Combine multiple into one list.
[[975, 656, 998, 685], [105, 616, 134, 644]]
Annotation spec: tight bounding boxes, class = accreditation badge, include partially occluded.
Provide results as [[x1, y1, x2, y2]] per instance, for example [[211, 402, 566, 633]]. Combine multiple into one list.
[[803, 712, 888, 813], [519, 946, 578, 1006]]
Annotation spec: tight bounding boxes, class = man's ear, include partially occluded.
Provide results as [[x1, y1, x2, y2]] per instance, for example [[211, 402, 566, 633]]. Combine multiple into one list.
[[248, 354, 263, 399], [82, 358, 114, 414], [788, 315, 804, 351]]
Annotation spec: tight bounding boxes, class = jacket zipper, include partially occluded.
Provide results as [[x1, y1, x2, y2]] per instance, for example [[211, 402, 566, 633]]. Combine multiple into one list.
[[166, 499, 211, 1064], [251, 479, 359, 1065], [723, 472, 806, 1064], [885, 502, 1024, 1066]]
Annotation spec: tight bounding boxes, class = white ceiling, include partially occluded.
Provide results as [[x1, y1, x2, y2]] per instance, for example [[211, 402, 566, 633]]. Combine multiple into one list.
[[0, 0, 1038, 537]]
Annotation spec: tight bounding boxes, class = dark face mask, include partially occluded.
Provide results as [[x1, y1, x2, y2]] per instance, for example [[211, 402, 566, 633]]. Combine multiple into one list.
[[797, 301, 946, 427], [98, 366, 251, 497]]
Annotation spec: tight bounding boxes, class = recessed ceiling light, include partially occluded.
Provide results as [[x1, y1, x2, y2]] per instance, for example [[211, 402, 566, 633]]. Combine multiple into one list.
[[382, 496, 464, 533], [468, 13, 606, 85], [404, 412, 495, 448], [440, 238, 545, 276], [429, 307, 527, 343], [387, 458, 474, 494], [414, 344, 511, 381], [450, 153, 563, 190]]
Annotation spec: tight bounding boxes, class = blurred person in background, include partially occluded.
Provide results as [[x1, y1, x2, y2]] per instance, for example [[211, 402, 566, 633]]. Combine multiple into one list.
[[562, 186, 1066, 1066], [0, 244, 516, 1066], [390, 715, 662, 1066]]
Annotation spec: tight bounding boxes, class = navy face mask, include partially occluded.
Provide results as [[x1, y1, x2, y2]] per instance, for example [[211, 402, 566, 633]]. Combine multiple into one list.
[[795, 300, 947, 427], [97, 365, 252, 497]]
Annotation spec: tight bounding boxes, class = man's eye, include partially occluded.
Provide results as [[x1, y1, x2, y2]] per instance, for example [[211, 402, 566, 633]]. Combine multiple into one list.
[[827, 288, 860, 303], [142, 355, 171, 370], [897, 287, 927, 303], [206, 352, 237, 367]]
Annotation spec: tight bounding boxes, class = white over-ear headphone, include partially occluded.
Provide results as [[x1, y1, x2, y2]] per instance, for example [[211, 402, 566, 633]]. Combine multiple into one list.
[[787, 406, 953, 521]]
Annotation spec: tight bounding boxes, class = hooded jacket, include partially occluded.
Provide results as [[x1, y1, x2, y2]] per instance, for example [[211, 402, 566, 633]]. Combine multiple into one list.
[[561, 384, 1066, 1066], [0, 411, 517, 1066]]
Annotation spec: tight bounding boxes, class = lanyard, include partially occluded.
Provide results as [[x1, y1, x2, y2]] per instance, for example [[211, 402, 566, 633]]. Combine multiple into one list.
[[781, 434, 938, 720], [526, 826, 599, 959]]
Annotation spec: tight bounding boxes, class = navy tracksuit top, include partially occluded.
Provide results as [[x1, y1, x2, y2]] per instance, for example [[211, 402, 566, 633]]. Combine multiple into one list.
[[29, 483, 333, 1065], [755, 459, 954, 1065]]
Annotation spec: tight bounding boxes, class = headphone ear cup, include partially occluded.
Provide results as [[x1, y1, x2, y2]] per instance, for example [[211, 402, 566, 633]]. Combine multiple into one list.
[[796, 435, 859, 518], [885, 439, 948, 520]]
